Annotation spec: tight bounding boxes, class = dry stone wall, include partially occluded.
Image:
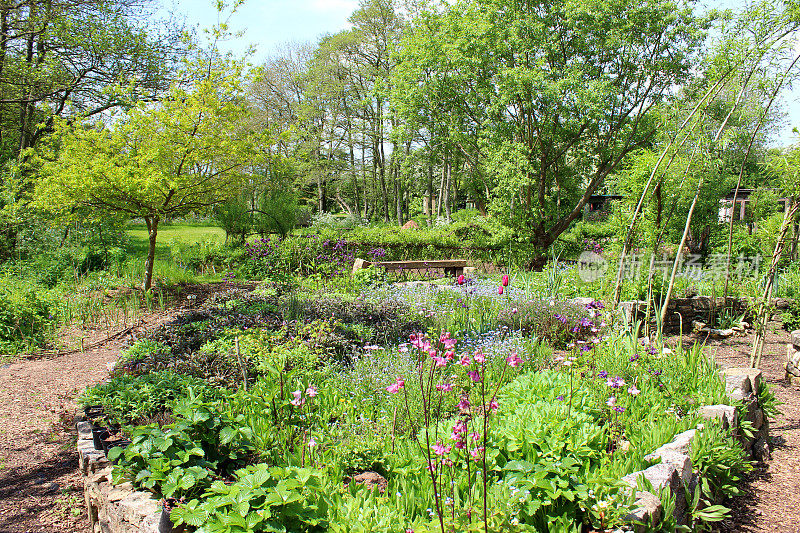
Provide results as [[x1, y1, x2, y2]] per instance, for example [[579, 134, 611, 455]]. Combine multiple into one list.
[[620, 297, 794, 335], [76, 421, 162, 533], [621, 366, 770, 531]]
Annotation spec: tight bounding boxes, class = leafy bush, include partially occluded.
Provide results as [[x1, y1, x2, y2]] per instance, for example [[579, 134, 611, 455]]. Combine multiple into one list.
[[171, 464, 330, 532], [80, 371, 218, 424], [0, 283, 56, 353], [781, 299, 800, 332], [110, 392, 257, 500]]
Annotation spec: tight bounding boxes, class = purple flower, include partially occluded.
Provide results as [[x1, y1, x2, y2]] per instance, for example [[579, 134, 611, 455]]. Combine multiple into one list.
[[556, 395, 565, 401], [598, 370, 608, 379]]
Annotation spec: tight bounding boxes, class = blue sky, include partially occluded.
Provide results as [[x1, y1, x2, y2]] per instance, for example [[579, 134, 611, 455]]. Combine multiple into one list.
[[162, 0, 799, 146]]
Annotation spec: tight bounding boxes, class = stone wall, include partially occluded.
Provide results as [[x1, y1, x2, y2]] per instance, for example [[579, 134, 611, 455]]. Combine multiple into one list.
[[76, 421, 161, 533], [620, 296, 794, 335], [622, 366, 770, 531], [786, 331, 800, 385]]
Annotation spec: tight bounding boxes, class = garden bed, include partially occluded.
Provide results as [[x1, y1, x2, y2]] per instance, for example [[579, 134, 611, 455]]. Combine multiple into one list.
[[73, 278, 775, 532]]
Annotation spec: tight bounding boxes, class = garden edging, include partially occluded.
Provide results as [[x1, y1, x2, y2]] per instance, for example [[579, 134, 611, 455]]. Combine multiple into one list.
[[77, 421, 162, 533], [621, 365, 770, 531]]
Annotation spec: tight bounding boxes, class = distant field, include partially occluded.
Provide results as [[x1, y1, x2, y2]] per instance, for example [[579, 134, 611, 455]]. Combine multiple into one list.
[[126, 223, 225, 259]]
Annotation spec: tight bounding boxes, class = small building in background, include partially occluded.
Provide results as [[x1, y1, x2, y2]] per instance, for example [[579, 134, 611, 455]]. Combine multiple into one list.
[[583, 194, 623, 221], [718, 188, 791, 224]]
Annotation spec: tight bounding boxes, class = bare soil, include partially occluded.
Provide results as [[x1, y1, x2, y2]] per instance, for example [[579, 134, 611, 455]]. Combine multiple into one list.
[[0, 312, 175, 533], [695, 321, 800, 533]]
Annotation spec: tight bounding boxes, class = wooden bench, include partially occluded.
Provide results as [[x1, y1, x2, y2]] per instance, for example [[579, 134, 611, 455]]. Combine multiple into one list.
[[352, 258, 467, 278]]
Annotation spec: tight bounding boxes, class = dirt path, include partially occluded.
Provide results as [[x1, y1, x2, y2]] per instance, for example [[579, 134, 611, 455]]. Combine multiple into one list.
[[695, 321, 800, 533], [0, 314, 174, 533]]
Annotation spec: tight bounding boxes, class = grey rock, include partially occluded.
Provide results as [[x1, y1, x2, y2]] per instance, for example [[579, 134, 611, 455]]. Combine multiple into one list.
[[792, 330, 800, 348], [723, 367, 761, 392], [751, 407, 764, 431], [624, 491, 662, 533], [691, 296, 713, 310], [77, 420, 93, 440], [786, 361, 800, 378], [698, 405, 737, 431], [622, 463, 682, 495], [721, 372, 751, 402], [643, 451, 693, 485], [753, 436, 772, 462]]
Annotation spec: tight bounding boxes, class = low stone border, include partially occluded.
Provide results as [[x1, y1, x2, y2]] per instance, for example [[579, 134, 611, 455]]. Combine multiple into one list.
[[621, 366, 770, 531], [785, 330, 800, 385], [76, 421, 161, 533], [620, 297, 795, 335]]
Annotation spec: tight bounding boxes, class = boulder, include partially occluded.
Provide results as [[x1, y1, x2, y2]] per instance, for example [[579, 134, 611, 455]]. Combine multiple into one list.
[[722, 367, 761, 394]]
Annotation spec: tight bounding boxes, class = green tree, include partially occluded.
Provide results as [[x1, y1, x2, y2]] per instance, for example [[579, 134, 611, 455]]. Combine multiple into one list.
[[0, 0, 185, 257], [393, 0, 706, 266], [35, 57, 266, 289]]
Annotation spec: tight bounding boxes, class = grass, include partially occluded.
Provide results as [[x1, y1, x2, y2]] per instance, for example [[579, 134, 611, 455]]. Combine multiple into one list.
[[126, 223, 225, 261]]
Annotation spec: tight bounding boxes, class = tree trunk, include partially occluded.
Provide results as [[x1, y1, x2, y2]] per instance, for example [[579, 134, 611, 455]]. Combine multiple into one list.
[[143, 215, 159, 291]]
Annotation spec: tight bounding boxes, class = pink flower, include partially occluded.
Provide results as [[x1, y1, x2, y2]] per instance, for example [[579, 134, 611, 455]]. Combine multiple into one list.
[[506, 352, 522, 367], [386, 377, 405, 394], [469, 446, 485, 462], [440, 332, 457, 349], [432, 355, 447, 367], [470, 432, 481, 442], [468, 370, 481, 382], [305, 385, 318, 397], [290, 390, 305, 407], [457, 398, 471, 412], [436, 383, 453, 392], [308, 437, 317, 448], [502, 274, 509, 287], [606, 396, 616, 408], [406, 529, 414, 533], [474, 350, 486, 364], [498, 286, 504, 295], [487, 398, 499, 413], [458, 355, 471, 367], [432, 441, 452, 456], [628, 385, 641, 396], [457, 274, 465, 285]]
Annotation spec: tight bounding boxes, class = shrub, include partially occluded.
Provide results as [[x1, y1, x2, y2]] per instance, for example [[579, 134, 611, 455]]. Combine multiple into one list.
[[497, 298, 599, 347], [0, 283, 55, 353]]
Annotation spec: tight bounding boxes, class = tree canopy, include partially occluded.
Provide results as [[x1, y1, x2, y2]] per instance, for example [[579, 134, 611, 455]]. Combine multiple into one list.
[[392, 0, 707, 264], [36, 57, 266, 289]]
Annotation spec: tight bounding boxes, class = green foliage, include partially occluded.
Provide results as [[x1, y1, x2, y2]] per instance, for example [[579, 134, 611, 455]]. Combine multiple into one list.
[[393, 0, 705, 254], [171, 464, 330, 532], [781, 298, 800, 332], [80, 370, 217, 424], [0, 281, 56, 353], [689, 421, 751, 518], [110, 391, 257, 500], [755, 380, 782, 422]]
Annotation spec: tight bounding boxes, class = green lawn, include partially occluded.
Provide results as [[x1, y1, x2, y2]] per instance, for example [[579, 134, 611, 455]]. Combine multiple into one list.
[[126, 223, 225, 260]]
